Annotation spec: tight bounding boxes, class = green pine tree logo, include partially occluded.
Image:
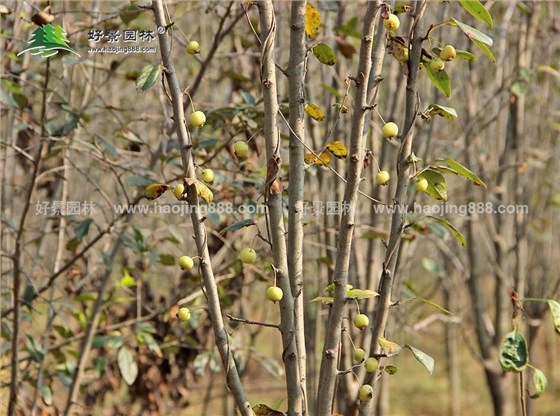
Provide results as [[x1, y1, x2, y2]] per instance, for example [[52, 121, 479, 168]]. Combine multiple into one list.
[[18, 24, 80, 58]]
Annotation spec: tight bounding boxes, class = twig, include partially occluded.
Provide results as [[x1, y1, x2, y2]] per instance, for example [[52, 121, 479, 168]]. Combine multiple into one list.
[[226, 314, 280, 329]]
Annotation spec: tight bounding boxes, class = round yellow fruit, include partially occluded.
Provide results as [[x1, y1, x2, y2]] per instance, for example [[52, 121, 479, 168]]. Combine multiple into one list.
[[382, 122, 399, 138], [440, 44, 456, 61], [266, 286, 283, 302], [376, 170, 391, 186], [179, 255, 194, 271], [384, 13, 400, 31], [201, 168, 215, 183], [186, 41, 200, 55], [174, 183, 186, 200], [189, 111, 206, 127], [177, 307, 191, 322], [365, 357, 379, 372], [239, 247, 256, 264], [358, 384, 374, 401], [415, 177, 428, 192], [233, 141, 249, 159], [353, 348, 366, 363], [430, 58, 445, 73], [353, 313, 369, 330]]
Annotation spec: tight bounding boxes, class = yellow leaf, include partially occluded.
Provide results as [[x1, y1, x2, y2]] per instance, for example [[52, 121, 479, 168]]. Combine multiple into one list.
[[304, 150, 331, 166], [304, 103, 325, 121], [305, 4, 320, 38], [378, 337, 402, 356], [253, 404, 285, 416], [144, 183, 169, 200], [195, 180, 214, 203], [346, 289, 379, 299], [326, 141, 348, 160], [310, 296, 334, 305]]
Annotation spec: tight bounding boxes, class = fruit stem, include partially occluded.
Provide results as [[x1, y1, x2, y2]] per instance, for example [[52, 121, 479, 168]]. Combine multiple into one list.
[[373, 106, 386, 125], [185, 91, 196, 113]]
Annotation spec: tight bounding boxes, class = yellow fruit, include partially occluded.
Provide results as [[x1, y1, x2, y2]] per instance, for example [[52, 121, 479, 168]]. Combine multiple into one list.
[[415, 177, 428, 192], [177, 307, 191, 321], [430, 58, 445, 73], [239, 247, 256, 264], [233, 141, 249, 159], [358, 384, 374, 401], [376, 170, 391, 186], [440, 45, 456, 61], [174, 184, 186, 200], [200, 168, 214, 183], [353, 313, 369, 330], [266, 286, 283, 302], [365, 357, 379, 372], [179, 256, 194, 271], [187, 41, 200, 55], [189, 111, 206, 127], [384, 13, 400, 31], [382, 122, 399, 138], [353, 348, 366, 363]]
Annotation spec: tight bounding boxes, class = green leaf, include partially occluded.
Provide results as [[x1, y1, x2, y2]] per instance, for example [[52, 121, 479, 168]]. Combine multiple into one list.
[[93, 357, 106, 379], [406, 345, 435, 374], [451, 18, 493, 45], [136, 64, 161, 93], [529, 366, 548, 399], [413, 296, 454, 315], [159, 254, 175, 266], [383, 365, 398, 375], [40, 382, 53, 406], [118, 346, 138, 385], [321, 83, 343, 99], [424, 66, 451, 97], [548, 300, 560, 335], [119, 4, 142, 24], [312, 43, 336, 66], [421, 169, 448, 201], [139, 332, 162, 357], [25, 335, 44, 362], [529, 366, 547, 399], [96, 135, 119, 159], [434, 158, 487, 187], [472, 39, 496, 64], [75, 218, 94, 241], [425, 104, 457, 119], [220, 218, 257, 234], [421, 258, 443, 274], [499, 331, 528, 372], [458, 0, 493, 27], [455, 49, 478, 61], [426, 216, 466, 247], [53, 325, 74, 338]]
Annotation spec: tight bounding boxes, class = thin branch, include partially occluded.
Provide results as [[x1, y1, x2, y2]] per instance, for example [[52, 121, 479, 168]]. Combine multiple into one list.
[[226, 314, 280, 329]]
